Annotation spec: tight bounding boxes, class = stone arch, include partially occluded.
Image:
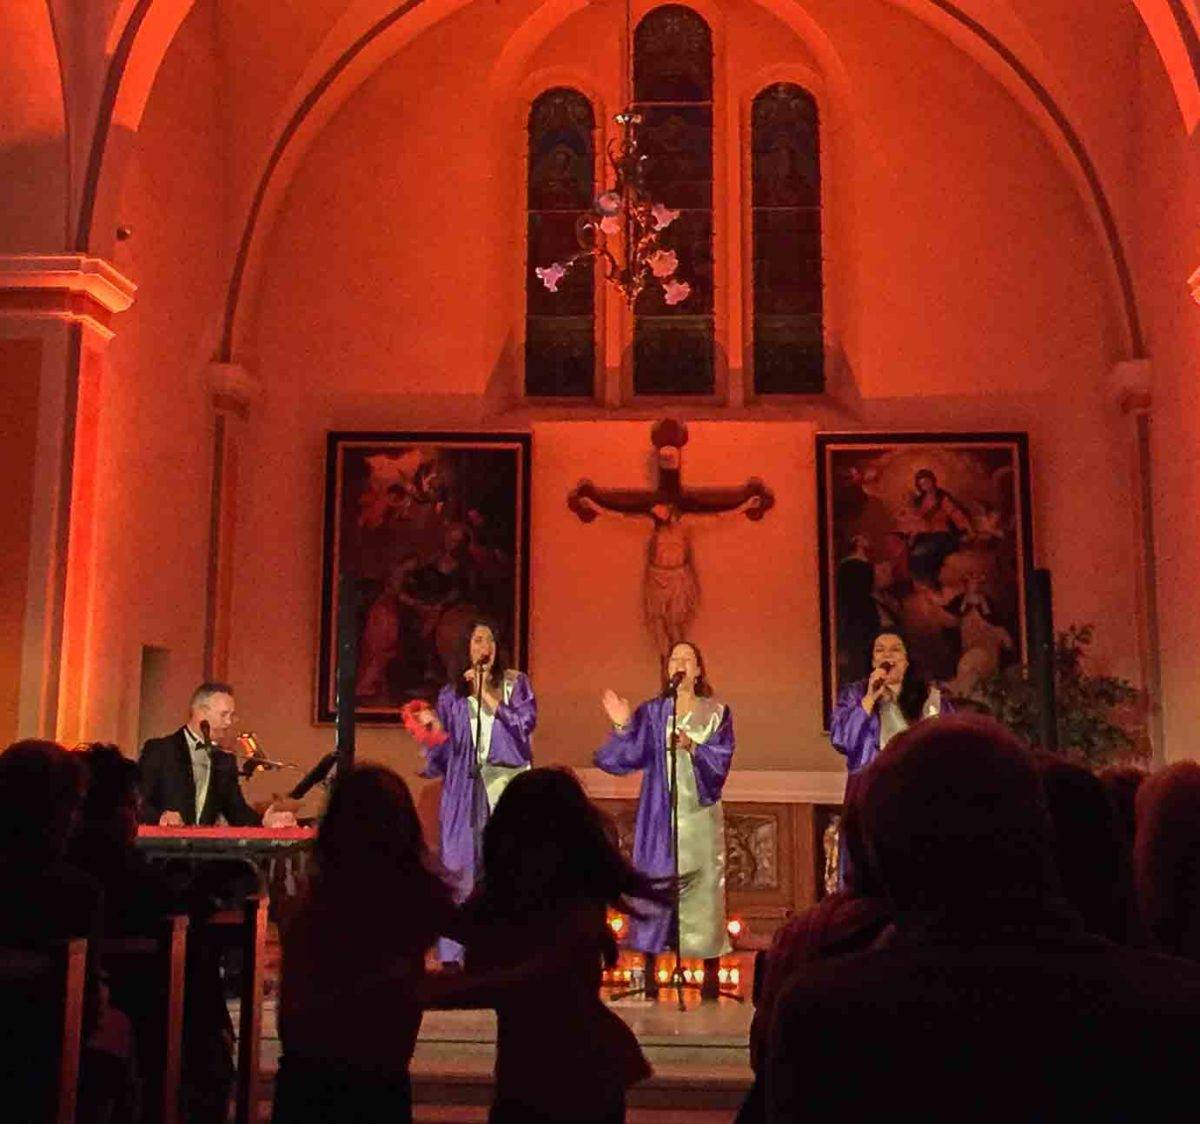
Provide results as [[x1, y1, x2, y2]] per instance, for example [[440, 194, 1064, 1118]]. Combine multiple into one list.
[[1129, 0, 1200, 130], [71, 0, 197, 255], [0, 2, 70, 249]]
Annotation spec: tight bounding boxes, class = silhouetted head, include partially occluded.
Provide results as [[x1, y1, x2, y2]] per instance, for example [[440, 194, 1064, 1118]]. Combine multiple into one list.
[[0, 740, 87, 863], [1098, 764, 1147, 847], [316, 765, 434, 890], [839, 780, 883, 898], [75, 744, 142, 851], [1134, 762, 1200, 962], [1035, 754, 1122, 938], [478, 767, 668, 922], [859, 716, 1058, 917]]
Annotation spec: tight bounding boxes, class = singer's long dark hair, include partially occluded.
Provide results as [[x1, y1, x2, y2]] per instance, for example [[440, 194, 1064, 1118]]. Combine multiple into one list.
[[471, 768, 673, 945], [313, 766, 448, 896], [452, 616, 508, 698], [664, 640, 713, 697], [867, 631, 929, 725]]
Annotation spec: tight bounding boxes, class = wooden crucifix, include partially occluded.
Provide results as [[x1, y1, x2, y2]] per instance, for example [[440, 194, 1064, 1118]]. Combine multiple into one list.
[[567, 419, 775, 657]]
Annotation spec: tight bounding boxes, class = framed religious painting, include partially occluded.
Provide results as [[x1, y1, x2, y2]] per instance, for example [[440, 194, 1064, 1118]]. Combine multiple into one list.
[[317, 432, 532, 723], [816, 432, 1033, 724]]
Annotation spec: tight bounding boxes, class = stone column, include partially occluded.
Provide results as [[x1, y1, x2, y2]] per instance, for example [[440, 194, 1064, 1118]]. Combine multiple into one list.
[[0, 254, 135, 742], [1105, 358, 1162, 763], [203, 362, 261, 681]]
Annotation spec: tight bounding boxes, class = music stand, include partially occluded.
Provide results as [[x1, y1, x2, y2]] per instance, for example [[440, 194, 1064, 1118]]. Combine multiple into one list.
[[610, 679, 742, 1010]]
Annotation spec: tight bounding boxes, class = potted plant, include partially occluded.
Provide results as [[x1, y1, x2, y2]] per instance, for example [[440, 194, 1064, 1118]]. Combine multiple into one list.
[[967, 624, 1148, 767]]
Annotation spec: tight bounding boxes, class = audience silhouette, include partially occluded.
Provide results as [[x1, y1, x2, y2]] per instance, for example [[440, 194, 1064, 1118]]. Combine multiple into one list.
[[273, 763, 453, 1123], [6, 720, 1200, 1124], [1134, 761, 1200, 963], [764, 717, 1200, 1121], [425, 766, 670, 1124]]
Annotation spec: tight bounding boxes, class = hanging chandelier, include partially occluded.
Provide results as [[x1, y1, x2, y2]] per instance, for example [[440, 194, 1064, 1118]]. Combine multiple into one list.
[[534, 1, 691, 307]]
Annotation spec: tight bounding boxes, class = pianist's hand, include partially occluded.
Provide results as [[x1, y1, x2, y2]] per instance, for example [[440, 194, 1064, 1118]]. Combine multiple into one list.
[[262, 805, 297, 828], [158, 810, 184, 827]]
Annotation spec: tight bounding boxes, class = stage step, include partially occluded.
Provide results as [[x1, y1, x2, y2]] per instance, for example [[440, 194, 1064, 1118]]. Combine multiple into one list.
[[411, 1072, 749, 1112], [252, 998, 752, 1113]]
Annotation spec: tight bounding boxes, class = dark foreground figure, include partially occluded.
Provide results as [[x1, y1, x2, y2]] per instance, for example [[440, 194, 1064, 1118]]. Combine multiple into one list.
[[764, 717, 1200, 1122]]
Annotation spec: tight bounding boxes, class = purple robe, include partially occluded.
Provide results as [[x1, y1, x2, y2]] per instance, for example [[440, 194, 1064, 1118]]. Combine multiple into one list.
[[830, 679, 953, 788], [422, 671, 536, 961], [830, 679, 952, 883], [593, 696, 735, 954]]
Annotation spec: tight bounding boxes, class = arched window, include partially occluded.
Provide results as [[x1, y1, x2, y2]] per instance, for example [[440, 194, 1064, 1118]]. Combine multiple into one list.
[[633, 5, 714, 396], [750, 83, 823, 394], [525, 88, 596, 397]]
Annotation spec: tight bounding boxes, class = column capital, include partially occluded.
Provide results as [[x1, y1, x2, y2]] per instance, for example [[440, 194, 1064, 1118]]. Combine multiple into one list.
[[1105, 358, 1152, 414], [207, 362, 262, 418], [0, 254, 136, 339]]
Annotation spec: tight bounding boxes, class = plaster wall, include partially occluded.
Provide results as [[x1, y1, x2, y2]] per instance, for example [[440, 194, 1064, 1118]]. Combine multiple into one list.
[[227, 0, 1139, 795], [82, 1, 232, 748], [1131, 37, 1200, 762]]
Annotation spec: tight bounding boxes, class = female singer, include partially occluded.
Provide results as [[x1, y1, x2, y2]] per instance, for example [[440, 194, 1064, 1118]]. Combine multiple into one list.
[[594, 641, 734, 997], [420, 619, 536, 965], [831, 629, 950, 809]]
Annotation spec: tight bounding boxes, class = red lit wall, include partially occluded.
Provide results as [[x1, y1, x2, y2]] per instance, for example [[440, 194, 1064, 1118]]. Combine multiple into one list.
[[76, 3, 231, 748], [221, 0, 1142, 788], [0, 340, 43, 744], [1130, 34, 1200, 763]]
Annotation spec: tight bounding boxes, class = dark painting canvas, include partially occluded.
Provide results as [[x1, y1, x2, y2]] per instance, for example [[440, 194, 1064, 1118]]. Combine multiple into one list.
[[318, 432, 531, 723], [817, 432, 1033, 724]]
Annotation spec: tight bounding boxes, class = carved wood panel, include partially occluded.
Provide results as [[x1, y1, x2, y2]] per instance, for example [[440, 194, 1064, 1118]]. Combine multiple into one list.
[[594, 797, 834, 936]]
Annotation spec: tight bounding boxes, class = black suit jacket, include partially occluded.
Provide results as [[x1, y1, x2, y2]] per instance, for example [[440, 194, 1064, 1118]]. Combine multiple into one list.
[[138, 728, 260, 826]]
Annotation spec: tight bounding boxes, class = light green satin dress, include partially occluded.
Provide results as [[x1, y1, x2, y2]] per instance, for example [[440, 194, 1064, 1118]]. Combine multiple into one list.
[[467, 672, 531, 810], [670, 699, 732, 959]]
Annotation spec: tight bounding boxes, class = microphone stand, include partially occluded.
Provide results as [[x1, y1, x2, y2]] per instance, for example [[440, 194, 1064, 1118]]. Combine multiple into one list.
[[471, 661, 488, 879], [665, 676, 687, 1012]]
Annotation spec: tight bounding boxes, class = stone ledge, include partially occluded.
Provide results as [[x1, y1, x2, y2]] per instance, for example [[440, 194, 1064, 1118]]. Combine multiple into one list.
[[577, 766, 844, 805]]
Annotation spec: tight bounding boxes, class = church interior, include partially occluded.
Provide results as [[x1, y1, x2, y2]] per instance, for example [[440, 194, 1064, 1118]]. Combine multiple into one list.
[[4, 0, 1200, 1120]]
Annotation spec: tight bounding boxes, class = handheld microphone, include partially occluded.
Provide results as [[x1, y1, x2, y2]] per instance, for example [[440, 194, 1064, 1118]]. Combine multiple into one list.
[[199, 719, 212, 747], [879, 661, 894, 674]]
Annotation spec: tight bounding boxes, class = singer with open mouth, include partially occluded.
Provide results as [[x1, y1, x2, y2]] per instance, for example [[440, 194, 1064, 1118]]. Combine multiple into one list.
[[419, 619, 536, 967], [594, 640, 735, 999], [830, 629, 950, 818]]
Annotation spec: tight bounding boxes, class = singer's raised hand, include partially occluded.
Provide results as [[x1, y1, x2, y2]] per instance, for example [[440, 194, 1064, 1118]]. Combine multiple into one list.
[[862, 667, 890, 715], [602, 689, 633, 730], [419, 707, 443, 735]]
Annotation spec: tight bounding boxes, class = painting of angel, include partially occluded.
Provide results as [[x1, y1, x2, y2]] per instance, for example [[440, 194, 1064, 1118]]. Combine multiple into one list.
[[317, 432, 531, 723]]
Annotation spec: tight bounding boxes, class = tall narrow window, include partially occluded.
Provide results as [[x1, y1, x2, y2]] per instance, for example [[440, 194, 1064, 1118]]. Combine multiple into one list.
[[633, 5, 714, 396], [526, 88, 596, 397], [751, 83, 823, 394]]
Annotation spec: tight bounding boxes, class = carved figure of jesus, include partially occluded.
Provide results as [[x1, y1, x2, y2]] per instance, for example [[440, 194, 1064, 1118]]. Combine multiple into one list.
[[568, 420, 774, 658]]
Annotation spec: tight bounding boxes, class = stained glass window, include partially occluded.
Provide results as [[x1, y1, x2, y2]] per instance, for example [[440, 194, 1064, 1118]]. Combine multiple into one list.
[[751, 83, 823, 394], [526, 88, 596, 397], [633, 5, 714, 396]]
